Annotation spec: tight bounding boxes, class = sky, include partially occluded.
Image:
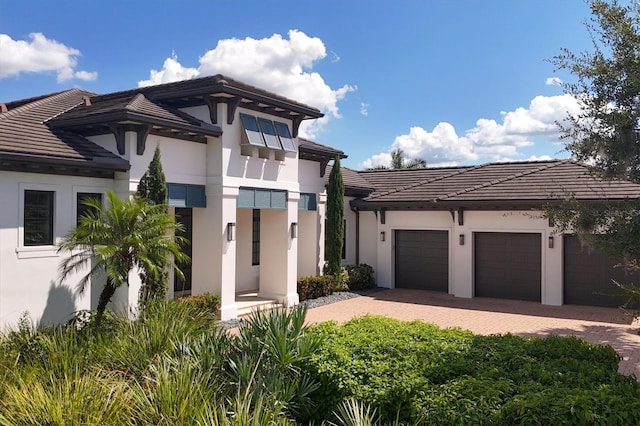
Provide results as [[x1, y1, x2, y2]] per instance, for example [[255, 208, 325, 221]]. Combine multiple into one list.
[[0, 0, 596, 170]]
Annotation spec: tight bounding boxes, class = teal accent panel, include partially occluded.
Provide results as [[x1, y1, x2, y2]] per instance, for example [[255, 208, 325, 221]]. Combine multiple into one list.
[[271, 190, 287, 209], [298, 193, 317, 211], [168, 183, 206, 208], [237, 187, 288, 209], [237, 188, 255, 208], [255, 189, 271, 208]]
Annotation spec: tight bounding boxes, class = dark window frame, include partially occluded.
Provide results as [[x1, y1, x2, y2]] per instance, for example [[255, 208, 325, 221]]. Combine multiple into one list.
[[24, 190, 54, 246], [252, 209, 260, 266], [76, 192, 103, 226]]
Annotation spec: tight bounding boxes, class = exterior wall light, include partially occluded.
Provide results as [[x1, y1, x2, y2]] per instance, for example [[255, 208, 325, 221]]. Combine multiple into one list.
[[291, 222, 298, 239], [380, 231, 386, 242], [459, 234, 465, 245], [227, 222, 236, 242], [548, 235, 554, 249]]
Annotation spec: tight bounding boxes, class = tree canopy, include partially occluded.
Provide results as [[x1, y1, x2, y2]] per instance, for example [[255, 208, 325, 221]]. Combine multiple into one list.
[[58, 191, 187, 328], [325, 156, 345, 277], [369, 148, 427, 170], [547, 0, 640, 309]]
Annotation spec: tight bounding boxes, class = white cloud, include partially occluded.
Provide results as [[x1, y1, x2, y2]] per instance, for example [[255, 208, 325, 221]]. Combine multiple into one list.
[[330, 51, 341, 63], [0, 33, 98, 82], [138, 53, 198, 87], [138, 30, 354, 139], [545, 77, 563, 86], [361, 94, 581, 168], [360, 102, 369, 116]]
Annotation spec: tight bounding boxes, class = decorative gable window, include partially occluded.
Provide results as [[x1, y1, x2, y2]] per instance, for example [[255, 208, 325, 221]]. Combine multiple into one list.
[[240, 113, 297, 159]]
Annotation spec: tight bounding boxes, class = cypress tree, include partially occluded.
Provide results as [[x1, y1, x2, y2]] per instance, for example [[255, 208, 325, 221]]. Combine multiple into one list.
[[136, 145, 170, 302], [326, 156, 345, 277], [137, 145, 168, 212]]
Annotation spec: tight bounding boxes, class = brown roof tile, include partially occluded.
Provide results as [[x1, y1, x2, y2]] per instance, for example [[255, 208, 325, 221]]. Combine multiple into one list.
[[353, 160, 640, 208], [325, 165, 374, 196], [0, 89, 129, 173]]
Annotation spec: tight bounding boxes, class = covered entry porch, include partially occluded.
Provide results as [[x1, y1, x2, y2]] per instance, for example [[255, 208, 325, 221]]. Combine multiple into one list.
[[184, 186, 323, 320]]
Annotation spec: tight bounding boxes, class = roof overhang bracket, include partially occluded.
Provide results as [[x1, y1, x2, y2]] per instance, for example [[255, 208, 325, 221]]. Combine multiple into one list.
[[109, 124, 126, 155], [204, 97, 218, 124], [319, 159, 330, 177], [457, 208, 464, 226], [292, 115, 304, 138], [380, 208, 386, 225], [136, 125, 151, 155], [449, 209, 455, 223], [226, 97, 241, 125]]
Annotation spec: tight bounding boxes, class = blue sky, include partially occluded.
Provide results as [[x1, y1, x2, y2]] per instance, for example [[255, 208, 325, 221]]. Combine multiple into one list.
[[0, 1, 594, 169]]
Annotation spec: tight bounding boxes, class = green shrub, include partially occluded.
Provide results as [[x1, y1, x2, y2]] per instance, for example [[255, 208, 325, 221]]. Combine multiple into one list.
[[297, 275, 334, 301], [176, 292, 220, 316], [306, 315, 640, 424], [344, 263, 375, 290]]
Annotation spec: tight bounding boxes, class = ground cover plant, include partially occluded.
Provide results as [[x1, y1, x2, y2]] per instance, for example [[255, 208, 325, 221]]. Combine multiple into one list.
[[1, 305, 638, 425]]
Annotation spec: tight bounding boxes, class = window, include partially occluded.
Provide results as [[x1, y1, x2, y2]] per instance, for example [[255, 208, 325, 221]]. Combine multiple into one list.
[[258, 117, 282, 149], [24, 190, 54, 246], [274, 121, 297, 152], [240, 112, 298, 152], [252, 209, 260, 265], [240, 113, 266, 147], [76, 192, 103, 226]]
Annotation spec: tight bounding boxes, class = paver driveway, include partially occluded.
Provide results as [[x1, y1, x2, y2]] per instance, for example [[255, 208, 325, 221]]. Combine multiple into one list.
[[303, 288, 640, 379]]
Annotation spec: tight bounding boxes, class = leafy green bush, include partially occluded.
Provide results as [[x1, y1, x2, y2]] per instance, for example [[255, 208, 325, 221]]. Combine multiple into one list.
[[176, 292, 220, 316], [344, 263, 375, 290], [297, 275, 335, 300], [306, 315, 640, 424]]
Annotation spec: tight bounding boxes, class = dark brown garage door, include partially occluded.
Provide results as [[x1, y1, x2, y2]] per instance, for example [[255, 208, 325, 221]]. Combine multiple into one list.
[[395, 230, 448, 291], [564, 235, 640, 307], [475, 232, 541, 302]]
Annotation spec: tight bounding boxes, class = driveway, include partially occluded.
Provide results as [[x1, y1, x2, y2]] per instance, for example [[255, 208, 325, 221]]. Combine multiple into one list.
[[303, 289, 640, 379]]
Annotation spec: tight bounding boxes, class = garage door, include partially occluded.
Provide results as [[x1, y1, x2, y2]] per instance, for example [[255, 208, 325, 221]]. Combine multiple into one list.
[[564, 235, 640, 307], [475, 232, 541, 302], [395, 230, 448, 291]]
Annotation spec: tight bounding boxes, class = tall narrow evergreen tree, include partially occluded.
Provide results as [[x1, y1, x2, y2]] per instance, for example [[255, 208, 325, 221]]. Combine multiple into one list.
[[137, 145, 168, 212], [136, 145, 170, 302], [326, 156, 345, 277]]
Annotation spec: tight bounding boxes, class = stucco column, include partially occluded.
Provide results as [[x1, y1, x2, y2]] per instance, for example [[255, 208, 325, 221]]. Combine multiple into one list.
[[192, 184, 238, 320], [259, 191, 299, 306]]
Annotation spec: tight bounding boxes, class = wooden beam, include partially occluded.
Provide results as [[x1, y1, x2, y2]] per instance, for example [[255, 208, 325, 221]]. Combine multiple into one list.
[[380, 208, 386, 225], [108, 124, 126, 155], [457, 208, 464, 226], [319, 159, 329, 177], [136, 125, 151, 155], [204, 97, 218, 124], [291, 115, 304, 138], [226, 97, 241, 125]]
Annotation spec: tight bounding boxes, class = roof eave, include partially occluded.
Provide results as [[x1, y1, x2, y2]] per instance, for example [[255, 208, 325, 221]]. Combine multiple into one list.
[[49, 110, 222, 138]]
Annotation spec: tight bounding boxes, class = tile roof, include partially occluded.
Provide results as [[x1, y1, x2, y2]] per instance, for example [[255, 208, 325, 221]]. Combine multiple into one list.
[[0, 89, 130, 173], [47, 93, 222, 137], [325, 165, 374, 196], [299, 138, 346, 159], [352, 160, 640, 208]]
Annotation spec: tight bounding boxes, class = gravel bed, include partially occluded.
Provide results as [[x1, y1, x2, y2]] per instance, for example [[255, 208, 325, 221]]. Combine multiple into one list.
[[219, 287, 386, 330]]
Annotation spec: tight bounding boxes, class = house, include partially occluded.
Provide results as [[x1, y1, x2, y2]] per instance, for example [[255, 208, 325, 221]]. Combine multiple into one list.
[[340, 161, 640, 308], [0, 75, 343, 329], [1, 76, 639, 331]]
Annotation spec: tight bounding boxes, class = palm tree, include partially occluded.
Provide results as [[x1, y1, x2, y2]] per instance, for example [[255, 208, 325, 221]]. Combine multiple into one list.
[[58, 191, 188, 329], [371, 148, 427, 170]]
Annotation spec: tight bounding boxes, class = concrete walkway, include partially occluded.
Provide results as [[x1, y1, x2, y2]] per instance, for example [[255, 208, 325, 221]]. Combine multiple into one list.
[[304, 289, 640, 379]]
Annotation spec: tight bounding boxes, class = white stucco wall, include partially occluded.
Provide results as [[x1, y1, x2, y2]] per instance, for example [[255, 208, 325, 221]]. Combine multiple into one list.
[[236, 208, 259, 292], [0, 171, 115, 331], [356, 209, 562, 305]]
